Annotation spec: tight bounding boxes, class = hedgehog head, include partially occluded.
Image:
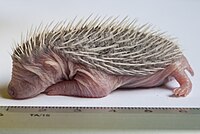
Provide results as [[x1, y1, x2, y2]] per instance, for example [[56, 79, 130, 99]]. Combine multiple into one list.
[[8, 59, 41, 99], [8, 44, 62, 99]]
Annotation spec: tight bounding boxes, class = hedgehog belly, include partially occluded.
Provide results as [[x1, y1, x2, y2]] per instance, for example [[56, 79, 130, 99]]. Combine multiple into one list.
[[45, 55, 193, 97], [45, 60, 167, 98]]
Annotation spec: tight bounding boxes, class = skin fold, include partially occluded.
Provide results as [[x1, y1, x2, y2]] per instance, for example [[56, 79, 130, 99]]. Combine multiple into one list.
[[8, 50, 194, 99]]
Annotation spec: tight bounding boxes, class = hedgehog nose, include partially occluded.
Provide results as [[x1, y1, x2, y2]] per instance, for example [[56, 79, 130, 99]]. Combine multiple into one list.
[[8, 86, 17, 98]]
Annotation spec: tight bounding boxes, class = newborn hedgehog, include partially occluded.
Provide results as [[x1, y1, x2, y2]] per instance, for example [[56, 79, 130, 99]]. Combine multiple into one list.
[[8, 16, 194, 99]]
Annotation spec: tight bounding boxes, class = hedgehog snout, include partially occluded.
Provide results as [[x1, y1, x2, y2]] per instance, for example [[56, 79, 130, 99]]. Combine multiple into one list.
[[8, 85, 17, 98], [8, 81, 39, 99]]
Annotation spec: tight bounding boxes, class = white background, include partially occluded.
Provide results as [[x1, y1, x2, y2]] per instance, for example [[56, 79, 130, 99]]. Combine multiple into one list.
[[0, 0, 199, 107]]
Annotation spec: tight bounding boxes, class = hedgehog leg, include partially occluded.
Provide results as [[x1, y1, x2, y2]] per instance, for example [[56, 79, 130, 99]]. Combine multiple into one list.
[[46, 79, 112, 98], [171, 69, 192, 96], [45, 80, 110, 98], [45, 80, 80, 96], [170, 56, 194, 97], [45, 69, 118, 98]]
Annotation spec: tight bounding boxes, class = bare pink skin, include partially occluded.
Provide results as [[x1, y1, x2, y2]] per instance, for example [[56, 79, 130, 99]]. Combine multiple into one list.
[[8, 50, 194, 99]]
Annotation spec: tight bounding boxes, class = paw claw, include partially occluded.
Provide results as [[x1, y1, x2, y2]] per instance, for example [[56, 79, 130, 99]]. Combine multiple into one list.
[[180, 89, 188, 96], [173, 88, 189, 97]]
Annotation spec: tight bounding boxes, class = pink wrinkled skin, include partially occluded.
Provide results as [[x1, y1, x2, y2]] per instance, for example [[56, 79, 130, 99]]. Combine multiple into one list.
[[8, 50, 194, 99]]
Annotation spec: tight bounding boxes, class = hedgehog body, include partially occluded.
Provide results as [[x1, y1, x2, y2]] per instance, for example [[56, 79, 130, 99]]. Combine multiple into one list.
[[8, 17, 194, 99], [13, 17, 182, 76]]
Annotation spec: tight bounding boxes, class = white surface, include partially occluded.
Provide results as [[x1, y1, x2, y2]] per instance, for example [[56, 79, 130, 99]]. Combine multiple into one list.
[[0, 0, 200, 107]]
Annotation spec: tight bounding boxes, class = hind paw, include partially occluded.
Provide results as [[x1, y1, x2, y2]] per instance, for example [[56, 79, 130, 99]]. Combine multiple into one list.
[[171, 69, 192, 97], [170, 56, 193, 97], [173, 87, 190, 97]]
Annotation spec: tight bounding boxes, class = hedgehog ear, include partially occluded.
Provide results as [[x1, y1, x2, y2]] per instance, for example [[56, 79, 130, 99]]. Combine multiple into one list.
[[23, 65, 43, 78], [44, 60, 60, 71], [44, 60, 59, 68]]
